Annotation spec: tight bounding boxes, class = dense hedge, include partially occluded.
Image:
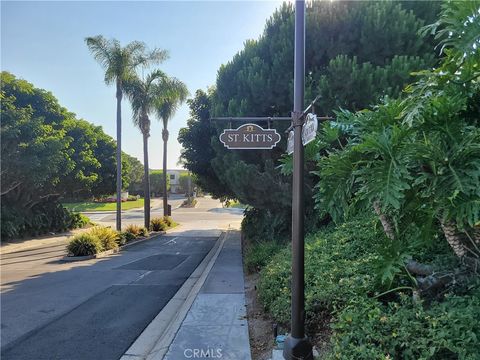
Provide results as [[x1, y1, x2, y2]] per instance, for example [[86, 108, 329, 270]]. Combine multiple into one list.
[[258, 215, 384, 329], [329, 290, 480, 360], [254, 214, 480, 359], [1, 201, 89, 239]]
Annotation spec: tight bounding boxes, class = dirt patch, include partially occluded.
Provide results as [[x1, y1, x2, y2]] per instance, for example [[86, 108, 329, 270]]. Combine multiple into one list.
[[245, 271, 275, 360]]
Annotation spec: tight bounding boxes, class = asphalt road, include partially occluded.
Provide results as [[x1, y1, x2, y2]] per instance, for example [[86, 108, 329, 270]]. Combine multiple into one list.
[[0, 197, 243, 359]]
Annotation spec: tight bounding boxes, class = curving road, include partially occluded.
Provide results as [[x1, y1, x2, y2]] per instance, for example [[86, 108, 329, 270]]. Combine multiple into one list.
[[0, 196, 243, 359]]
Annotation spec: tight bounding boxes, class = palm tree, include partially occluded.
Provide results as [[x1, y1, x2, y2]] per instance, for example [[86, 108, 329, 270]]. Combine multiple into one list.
[[85, 35, 167, 230], [123, 70, 174, 228], [156, 79, 188, 217]]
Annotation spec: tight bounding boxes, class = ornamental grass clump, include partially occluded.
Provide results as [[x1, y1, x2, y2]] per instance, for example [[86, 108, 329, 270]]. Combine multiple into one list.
[[162, 216, 174, 227], [125, 224, 149, 238], [138, 226, 149, 237], [150, 217, 167, 232], [88, 226, 119, 251], [67, 233, 103, 256], [125, 224, 142, 237]]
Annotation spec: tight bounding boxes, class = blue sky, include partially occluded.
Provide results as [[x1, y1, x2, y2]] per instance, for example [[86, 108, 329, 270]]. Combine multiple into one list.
[[1, 0, 282, 169]]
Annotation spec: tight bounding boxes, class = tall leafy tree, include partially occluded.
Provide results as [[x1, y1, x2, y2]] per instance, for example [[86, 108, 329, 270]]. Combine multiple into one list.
[[156, 78, 188, 216], [124, 153, 144, 194], [149, 170, 170, 197], [85, 35, 167, 230], [0, 72, 138, 238], [178, 90, 232, 198], [179, 1, 440, 238]]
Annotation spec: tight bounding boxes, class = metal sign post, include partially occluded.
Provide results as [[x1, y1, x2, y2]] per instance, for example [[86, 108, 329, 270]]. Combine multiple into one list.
[[211, 2, 331, 358], [283, 1, 313, 359]]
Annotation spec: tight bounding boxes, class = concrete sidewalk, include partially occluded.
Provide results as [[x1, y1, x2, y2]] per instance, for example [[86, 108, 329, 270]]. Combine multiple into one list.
[[128, 230, 251, 360], [163, 229, 251, 360]]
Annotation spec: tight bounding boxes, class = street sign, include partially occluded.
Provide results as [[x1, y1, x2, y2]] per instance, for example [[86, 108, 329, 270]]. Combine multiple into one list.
[[219, 123, 281, 150], [302, 113, 318, 146], [287, 130, 294, 155]]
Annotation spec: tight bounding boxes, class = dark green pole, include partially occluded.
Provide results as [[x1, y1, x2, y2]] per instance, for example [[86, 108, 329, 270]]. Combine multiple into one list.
[[284, 1, 313, 359]]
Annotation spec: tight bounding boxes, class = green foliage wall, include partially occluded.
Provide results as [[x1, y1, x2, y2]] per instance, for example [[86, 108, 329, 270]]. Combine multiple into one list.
[[1, 72, 139, 238], [180, 1, 440, 234], [314, 0, 480, 265], [178, 89, 233, 199]]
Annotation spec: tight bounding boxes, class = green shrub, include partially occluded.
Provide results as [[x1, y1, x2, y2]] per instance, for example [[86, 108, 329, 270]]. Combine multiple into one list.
[[1, 201, 90, 239], [117, 232, 127, 246], [150, 217, 167, 231], [244, 241, 283, 273], [162, 216, 174, 228], [67, 233, 103, 256], [181, 198, 197, 207], [119, 231, 136, 244], [71, 213, 90, 228], [328, 287, 480, 360], [258, 215, 385, 329], [88, 226, 119, 251], [242, 207, 289, 243], [138, 226, 149, 237], [125, 224, 142, 237]]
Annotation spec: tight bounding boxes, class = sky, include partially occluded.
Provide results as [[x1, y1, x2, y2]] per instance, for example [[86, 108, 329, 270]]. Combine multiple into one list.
[[1, 0, 282, 169]]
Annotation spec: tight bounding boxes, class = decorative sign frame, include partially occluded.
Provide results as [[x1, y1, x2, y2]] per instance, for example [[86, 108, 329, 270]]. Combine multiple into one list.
[[219, 123, 281, 150]]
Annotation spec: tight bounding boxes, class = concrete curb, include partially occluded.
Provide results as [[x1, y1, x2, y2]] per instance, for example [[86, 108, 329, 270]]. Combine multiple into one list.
[[121, 230, 230, 360], [60, 248, 120, 262], [60, 231, 167, 262]]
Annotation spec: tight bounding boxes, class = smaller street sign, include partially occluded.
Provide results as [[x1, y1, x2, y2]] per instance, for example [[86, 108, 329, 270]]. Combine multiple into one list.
[[220, 123, 281, 150], [302, 113, 318, 146], [287, 130, 294, 155]]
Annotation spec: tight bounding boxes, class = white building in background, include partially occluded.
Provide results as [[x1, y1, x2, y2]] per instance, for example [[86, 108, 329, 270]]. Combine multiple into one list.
[[167, 169, 188, 193]]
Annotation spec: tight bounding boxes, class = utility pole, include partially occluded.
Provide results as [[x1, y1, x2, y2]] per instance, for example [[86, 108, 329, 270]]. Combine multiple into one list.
[[283, 1, 313, 359]]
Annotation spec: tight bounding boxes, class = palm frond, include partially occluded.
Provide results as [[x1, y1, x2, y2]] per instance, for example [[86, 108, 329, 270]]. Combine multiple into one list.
[[85, 36, 113, 83], [154, 77, 189, 125], [86, 35, 169, 86]]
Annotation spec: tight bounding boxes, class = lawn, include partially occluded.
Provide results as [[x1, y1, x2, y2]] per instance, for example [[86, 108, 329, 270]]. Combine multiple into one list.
[[63, 199, 144, 212]]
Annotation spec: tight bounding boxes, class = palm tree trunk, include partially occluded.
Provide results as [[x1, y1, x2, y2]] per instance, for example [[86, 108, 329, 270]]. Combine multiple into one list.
[[162, 128, 169, 217], [473, 226, 480, 245], [440, 219, 466, 258], [143, 132, 151, 228], [115, 82, 122, 231], [373, 201, 395, 240]]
